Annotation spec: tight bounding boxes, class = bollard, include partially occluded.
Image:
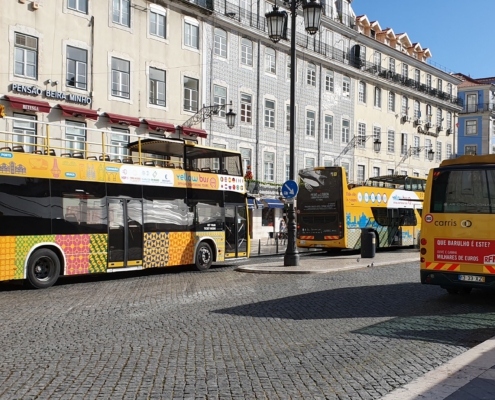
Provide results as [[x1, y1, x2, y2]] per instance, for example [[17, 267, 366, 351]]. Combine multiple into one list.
[[258, 239, 261, 255], [276, 236, 279, 253]]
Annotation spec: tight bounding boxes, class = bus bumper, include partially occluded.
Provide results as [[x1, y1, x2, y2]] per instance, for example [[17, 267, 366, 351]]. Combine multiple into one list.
[[420, 270, 495, 291]]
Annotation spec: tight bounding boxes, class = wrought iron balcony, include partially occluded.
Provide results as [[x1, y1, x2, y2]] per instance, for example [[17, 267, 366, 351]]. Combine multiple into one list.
[[459, 103, 495, 114]]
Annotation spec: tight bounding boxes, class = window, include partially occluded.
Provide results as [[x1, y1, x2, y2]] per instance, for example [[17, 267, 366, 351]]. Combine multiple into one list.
[[466, 120, 477, 135], [426, 74, 432, 88], [241, 38, 253, 66], [68, 0, 88, 13], [342, 119, 350, 143], [240, 93, 252, 124], [389, 58, 395, 74], [111, 57, 130, 99], [307, 63, 316, 86], [388, 92, 395, 112], [65, 121, 86, 154], [402, 63, 408, 79], [387, 168, 394, 175], [373, 52, 381, 68], [213, 85, 227, 117], [285, 154, 290, 181], [437, 108, 443, 127], [324, 115, 333, 140], [437, 79, 443, 92], [465, 145, 477, 155], [373, 126, 381, 149], [436, 141, 442, 162], [324, 160, 333, 167], [326, 70, 334, 92], [286, 55, 295, 80], [414, 100, 420, 120], [112, 0, 130, 27], [286, 104, 290, 132], [373, 167, 380, 177], [401, 96, 409, 115], [214, 28, 227, 58], [263, 152, 274, 181], [149, 67, 166, 106], [183, 77, 198, 112], [12, 113, 36, 153], [305, 158, 315, 169], [265, 48, 276, 74], [374, 87, 381, 108], [426, 104, 432, 123], [111, 127, 129, 159], [358, 82, 366, 103], [357, 123, 366, 148], [240, 148, 251, 174], [264, 99, 275, 128], [401, 133, 408, 155], [447, 83, 453, 96], [306, 110, 315, 136], [14, 33, 38, 79], [342, 76, 350, 96], [414, 69, 420, 83], [150, 8, 166, 38], [387, 130, 395, 153], [357, 165, 365, 183], [446, 143, 452, 159], [447, 112, 452, 129], [425, 138, 432, 160], [413, 136, 420, 158], [184, 20, 199, 49], [66, 46, 87, 90]]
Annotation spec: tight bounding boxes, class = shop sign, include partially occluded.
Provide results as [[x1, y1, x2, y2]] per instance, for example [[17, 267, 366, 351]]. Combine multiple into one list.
[[10, 84, 92, 104]]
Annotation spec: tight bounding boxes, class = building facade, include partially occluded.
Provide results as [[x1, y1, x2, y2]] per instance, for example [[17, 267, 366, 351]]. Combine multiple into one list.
[[453, 74, 495, 156], [0, 0, 464, 242]]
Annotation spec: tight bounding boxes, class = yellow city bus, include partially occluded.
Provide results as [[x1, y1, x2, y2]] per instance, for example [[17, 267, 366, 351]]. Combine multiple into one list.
[[420, 155, 495, 294], [0, 117, 249, 289], [297, 167, 425, 251]]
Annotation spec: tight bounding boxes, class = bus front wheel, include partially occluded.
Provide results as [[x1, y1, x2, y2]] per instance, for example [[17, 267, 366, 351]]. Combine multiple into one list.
[[195, 242, 213, 271], [26, 248, 61, 289]]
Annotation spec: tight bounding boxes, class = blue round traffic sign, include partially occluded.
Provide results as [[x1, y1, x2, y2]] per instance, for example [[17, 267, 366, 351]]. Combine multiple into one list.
[[282, 180, 299, 199]]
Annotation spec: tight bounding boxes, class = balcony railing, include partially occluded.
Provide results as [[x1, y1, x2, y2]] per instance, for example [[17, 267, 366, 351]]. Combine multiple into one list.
[[459, 103, 495, 114], [210, 0, 463, 107]]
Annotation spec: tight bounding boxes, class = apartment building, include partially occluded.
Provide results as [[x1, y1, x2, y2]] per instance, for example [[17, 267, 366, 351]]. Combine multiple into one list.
[[453, 74, 495, 156], [0, 0, 207, 156]]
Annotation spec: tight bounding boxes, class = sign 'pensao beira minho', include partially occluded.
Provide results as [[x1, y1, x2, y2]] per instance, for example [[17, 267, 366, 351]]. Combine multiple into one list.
[[0, 151, 245, 193], [10, 84, 92, 104]]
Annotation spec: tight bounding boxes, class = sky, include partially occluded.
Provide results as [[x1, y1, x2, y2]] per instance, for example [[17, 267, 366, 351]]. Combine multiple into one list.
[[352, 0, 495, 79]]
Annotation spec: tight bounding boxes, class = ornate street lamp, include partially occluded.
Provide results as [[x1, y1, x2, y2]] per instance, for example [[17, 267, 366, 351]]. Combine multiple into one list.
[[225, 108, 236, 129], [373, 139, 382, 153], [266, 0, 322, 267]]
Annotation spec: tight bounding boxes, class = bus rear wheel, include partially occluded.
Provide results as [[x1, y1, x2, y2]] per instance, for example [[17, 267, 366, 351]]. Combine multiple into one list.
[[26, 248, 60, 289], [195, 242, 213, 271]]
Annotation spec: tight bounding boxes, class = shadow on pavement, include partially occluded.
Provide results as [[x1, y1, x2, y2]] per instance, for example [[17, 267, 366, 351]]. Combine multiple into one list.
[[213, 282, 495, 347]]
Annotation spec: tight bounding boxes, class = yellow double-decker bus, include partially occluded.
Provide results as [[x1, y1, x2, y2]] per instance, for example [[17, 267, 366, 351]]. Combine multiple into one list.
[[0, 117, 249, 289], [420, 155, 495, 294], [297, 167, 425, 251]]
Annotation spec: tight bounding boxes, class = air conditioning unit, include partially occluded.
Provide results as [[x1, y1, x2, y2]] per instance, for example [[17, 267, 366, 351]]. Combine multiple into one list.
[[437, 125, 443, 132], [32, 2, 40, 9], [402, 115, 411, 123], [417, 126, 424, 133], [446, 128, 452, 136], [413, 119, 422, 126], [424, 122, 431, 130]]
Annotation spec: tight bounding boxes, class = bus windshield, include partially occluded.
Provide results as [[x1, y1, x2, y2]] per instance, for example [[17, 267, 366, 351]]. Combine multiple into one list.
[[431, 168, 495, 214]]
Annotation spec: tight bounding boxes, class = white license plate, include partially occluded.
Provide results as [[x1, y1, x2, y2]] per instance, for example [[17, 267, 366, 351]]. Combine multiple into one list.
[[458, 275, 485, 283]]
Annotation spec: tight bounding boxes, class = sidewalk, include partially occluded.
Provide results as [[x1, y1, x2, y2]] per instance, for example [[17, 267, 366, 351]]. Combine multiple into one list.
[[240, 248, 495, 399]]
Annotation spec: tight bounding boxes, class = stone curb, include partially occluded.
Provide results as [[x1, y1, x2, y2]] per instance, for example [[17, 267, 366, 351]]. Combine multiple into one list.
[[235, 257, 419, 274]]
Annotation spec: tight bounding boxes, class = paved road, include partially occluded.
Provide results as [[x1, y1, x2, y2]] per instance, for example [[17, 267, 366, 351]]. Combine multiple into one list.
[[1, 257, 495, 399]]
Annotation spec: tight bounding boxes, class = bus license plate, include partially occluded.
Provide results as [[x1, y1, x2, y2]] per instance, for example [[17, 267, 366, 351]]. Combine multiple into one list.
[[458, 275, 485, 283]]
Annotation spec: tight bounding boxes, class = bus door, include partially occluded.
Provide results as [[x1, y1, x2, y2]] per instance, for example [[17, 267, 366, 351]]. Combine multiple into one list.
[[389, 208, 402, 246], [224, 204, 248, 258], [107, 198, 143, 268]]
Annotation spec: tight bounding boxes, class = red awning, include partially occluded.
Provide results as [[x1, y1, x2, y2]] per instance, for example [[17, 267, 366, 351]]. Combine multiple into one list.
[[5, 95, 51, 113], [144, 119, 176, 133], [57, 104, 99, 120], [104, 112, 141, 127], [181, 126, 208, 138]]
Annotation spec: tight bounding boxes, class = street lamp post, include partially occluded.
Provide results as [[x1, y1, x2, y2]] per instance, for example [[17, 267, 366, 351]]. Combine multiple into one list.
[[266, 0, 322, 267]]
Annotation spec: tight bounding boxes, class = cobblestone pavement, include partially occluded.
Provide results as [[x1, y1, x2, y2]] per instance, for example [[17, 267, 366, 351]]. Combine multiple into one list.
[[1, 261, 495, 399]]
